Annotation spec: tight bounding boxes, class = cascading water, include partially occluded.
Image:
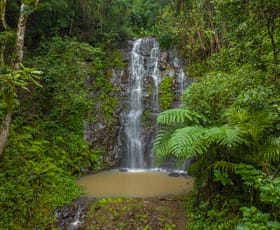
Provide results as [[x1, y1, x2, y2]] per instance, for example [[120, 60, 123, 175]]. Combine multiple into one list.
[[177, 68, 187, 107], [76, 38, 195, 201], [124, 38, 161, 169]]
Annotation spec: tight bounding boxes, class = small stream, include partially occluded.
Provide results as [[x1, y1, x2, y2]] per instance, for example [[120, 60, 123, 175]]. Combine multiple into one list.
[[77, 169, 193, 198]]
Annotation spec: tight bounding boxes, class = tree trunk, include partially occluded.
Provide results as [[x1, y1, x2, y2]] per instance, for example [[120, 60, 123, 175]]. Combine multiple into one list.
[[14, 3, 28, 69], [0, 111, 12, 157], [0, 0, 9, 31], [205, 0, 221, 53], [0, 1, 39, 158]]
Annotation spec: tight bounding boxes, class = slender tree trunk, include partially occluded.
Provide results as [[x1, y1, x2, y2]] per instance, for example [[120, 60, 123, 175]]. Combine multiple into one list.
[[0, 0, 9, 31], [205, 0, 221, 53], [0, 1, 39, 157], [0, 111, 12, 157], [14, 3, 28, 69]]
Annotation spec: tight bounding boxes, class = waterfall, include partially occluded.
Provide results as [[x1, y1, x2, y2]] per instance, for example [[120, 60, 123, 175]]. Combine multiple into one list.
[[124, 38, 161, 169], [177, 68, 186, 107]]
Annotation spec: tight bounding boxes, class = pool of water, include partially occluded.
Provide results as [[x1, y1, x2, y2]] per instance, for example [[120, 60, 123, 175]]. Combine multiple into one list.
[[77, 169, 193, 198]]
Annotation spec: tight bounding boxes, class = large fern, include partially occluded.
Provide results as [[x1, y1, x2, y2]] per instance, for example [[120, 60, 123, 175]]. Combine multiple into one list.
[[226, 108, 276, 142], [168, 126, 208, 159], [205, 125, 244, 148], [262, 137, 280, 163], [153, 126, 176, 159], [156, 108, 205, 125], [211, 161, 237, 174], [154, 124, 245, 160]]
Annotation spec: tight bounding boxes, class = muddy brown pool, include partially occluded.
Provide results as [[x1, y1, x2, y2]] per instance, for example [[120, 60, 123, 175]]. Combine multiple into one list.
[[77, 170, 193, 198]]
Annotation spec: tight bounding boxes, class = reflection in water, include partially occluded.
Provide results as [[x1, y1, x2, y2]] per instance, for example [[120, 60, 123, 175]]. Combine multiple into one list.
[[77, 170, 193, 198]]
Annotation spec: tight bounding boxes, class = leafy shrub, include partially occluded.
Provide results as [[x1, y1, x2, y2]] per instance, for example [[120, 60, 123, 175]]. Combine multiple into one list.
[[185, 194, 241, 230], [237, 207, 280, 230], [0, 127, 82, 229], [184, 66, 265, 123]]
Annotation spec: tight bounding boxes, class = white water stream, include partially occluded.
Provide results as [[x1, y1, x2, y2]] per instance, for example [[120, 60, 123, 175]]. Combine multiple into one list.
[[124, 38, 161, 168]]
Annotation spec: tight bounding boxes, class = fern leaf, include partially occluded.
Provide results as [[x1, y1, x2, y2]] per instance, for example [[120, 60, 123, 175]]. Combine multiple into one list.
[[226, 108, 249, 126], [168, 126, 208, 159], [262, 137, 280, 163], [157, 108, 195, 125], [205, 125, 244, 148], [153, 127, 175, 158], [211, 161, 237, 174]]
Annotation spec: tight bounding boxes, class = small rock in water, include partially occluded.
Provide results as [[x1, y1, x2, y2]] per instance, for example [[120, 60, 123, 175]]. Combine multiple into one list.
[[118, 168, 128, 172], [168, 172, 180, 177]]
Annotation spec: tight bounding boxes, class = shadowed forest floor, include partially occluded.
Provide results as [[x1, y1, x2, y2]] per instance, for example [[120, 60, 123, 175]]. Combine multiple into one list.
[[81, 195, 188, 230]]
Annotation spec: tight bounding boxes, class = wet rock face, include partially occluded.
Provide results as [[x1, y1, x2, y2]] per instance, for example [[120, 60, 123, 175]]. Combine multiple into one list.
[[84, 38, 189, 168], [55, 196, 95, 230]]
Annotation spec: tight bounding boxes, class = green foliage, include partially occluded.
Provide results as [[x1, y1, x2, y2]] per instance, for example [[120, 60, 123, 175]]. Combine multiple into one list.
[[184, 67, 265, 123], [205, 125, 243, 148], [46, 132, 103, 174], [213, 169, 233, 186], [0, 127, 82, 229], [0, 64, 41, 112], [155, 110, 244, 160], [159, 76, 175, 111], [237, 207, 280, 230], [1, 0, 279, 228], [23, 37, 113, 173], [0, 31, 16, 65], [129, 0, 161, 36], [185, 194, 241, 230], [156, 108, 205, 125], [155, 64, 279, 229], [168, 126, 207, 158]]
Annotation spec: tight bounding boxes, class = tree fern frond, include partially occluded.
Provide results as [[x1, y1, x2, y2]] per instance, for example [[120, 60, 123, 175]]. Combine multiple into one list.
[[210, 161, 237, 174], [226, 108, 249, 126], [153, 127, 176, 158], [169, 126, 208, 159], [227, 108, 276, 142], [156, 108, 200, 125], [262, 137, 280, 163], [205, 125, 244, 148]]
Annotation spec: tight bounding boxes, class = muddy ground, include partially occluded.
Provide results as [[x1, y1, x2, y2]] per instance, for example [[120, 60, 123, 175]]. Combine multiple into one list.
[[81, 195, 188, 230]]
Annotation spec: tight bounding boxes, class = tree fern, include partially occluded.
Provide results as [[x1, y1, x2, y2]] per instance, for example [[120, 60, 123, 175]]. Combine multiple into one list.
[[168, 126, 208, 159], [156, 108, 203, 125], [227, 108, 276, 141], [226, 108, 249, 126], [153, 127, 175, 159], [211, 161, 237, 174], [205, 125, 245, 148], [262, 137, 280, 163]]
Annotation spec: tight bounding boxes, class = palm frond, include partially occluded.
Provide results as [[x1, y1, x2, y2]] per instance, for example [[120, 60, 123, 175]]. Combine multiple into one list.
[[205, 125, 244, 148], [156, 108, 200, 125], [168, 126, 208, 159]]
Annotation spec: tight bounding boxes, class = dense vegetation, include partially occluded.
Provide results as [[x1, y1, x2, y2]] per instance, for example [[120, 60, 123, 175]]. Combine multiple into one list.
[[0, 0, 279, 229], [154, 0, 280, 229]]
